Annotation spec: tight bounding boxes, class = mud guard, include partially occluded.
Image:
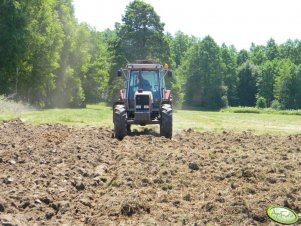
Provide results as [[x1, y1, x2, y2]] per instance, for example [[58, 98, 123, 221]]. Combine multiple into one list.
[[162, 89, 172, 105]]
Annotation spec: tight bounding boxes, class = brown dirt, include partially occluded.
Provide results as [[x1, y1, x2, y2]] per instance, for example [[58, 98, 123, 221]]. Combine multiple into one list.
[[0, 119, 300, 225]]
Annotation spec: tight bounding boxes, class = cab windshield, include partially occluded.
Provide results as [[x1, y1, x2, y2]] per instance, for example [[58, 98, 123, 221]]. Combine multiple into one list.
[[128, 70, 161, 108], [129, 70, 160, 92]]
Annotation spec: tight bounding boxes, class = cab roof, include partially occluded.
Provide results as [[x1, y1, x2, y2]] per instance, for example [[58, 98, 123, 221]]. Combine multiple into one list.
[[127, 63, 163, 70]]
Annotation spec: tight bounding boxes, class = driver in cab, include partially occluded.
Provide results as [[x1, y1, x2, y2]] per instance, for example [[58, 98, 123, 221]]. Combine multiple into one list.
[[138, 74, 151, 91]]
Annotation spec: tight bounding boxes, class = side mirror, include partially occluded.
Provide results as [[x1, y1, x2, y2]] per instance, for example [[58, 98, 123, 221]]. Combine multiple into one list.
[[117, 69, 122, 77], [167, 70, 172, 77]]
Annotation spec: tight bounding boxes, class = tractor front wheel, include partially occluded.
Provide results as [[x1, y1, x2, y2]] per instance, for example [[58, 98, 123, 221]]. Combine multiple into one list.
[[126, 124, 131, 133], [160, 104, 172, 138], [113, 105, 127, 140]]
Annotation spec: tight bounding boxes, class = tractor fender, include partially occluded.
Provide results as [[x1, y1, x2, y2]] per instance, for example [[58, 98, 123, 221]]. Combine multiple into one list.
[[163, 89, 172, 101], [119, 89, 126, 101]]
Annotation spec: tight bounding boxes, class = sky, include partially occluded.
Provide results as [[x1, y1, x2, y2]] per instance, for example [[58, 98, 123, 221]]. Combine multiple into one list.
[[73, 0, 301, 50]]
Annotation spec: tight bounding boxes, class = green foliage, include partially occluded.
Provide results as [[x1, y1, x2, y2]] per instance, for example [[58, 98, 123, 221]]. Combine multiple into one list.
[[256, 60, 278, 107], [182, 36, 227, 109], [171, 31, 197, 67], [52, 1, 86, 108], [273, 59, 295, 100], [1, 0, 301, 110], [83, 29, 112, 103], [237, 49, 249, 65], [221, 95, 229, 108], [24, 0, 64, 107], [266, 38, 279, 61], [279, 64, 301, 109], [0, 0, 28, 95], [173, 67, 186, 107], [0, 1, 58, 106], [0, 0, 111, 108], [220, 44, 239, 106], [271, 100, 280, 109], [256, 96, 267, 108], [113, 0, 170, 63], [250, 43, 267, 65], [279, 39, 301, 65], [237, 61, 258, 106]]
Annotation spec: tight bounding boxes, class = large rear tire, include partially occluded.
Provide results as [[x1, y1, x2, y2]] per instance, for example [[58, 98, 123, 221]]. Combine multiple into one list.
[[113, 105, 127, 140], [160, 104, 172, 138]]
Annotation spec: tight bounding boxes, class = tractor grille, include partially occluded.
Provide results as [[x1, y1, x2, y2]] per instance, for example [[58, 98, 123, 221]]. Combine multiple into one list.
[[136, 95, 149, 106], [135, 95, 150, 112]]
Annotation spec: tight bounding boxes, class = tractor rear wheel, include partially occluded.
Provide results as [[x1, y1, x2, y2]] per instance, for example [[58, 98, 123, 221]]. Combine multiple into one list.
[[160, 104, 172, 138], [113, 105, 127, 140]]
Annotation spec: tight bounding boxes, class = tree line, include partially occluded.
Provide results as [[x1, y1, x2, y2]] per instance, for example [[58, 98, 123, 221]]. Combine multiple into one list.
[[0, 0, 111, 108], [1, 0, 301, 110], [176, 37, 301, 110]]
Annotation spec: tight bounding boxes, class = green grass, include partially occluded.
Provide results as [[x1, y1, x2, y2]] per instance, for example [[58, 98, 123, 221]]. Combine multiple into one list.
[[0, 113, 16, 122], [174, 109, 301, 134], [20, 103, 112, 127], [1, 103, 301, 135], [222, 106, 301, 115]]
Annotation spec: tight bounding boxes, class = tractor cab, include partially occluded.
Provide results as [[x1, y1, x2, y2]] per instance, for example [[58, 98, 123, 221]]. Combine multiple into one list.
[[126, 64, 165, 111]]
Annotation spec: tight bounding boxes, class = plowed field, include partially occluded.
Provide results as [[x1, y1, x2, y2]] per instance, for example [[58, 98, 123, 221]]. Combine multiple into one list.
[[0, 119, 300, 225]]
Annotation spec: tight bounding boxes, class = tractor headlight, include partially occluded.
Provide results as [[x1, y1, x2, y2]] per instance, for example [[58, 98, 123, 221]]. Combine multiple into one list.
[[144, 105, 149, 109], [136, 105, 141, 109]]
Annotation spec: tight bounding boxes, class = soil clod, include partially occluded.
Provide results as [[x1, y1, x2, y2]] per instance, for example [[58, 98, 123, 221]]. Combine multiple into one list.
[[188, 162, 200, 170]]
